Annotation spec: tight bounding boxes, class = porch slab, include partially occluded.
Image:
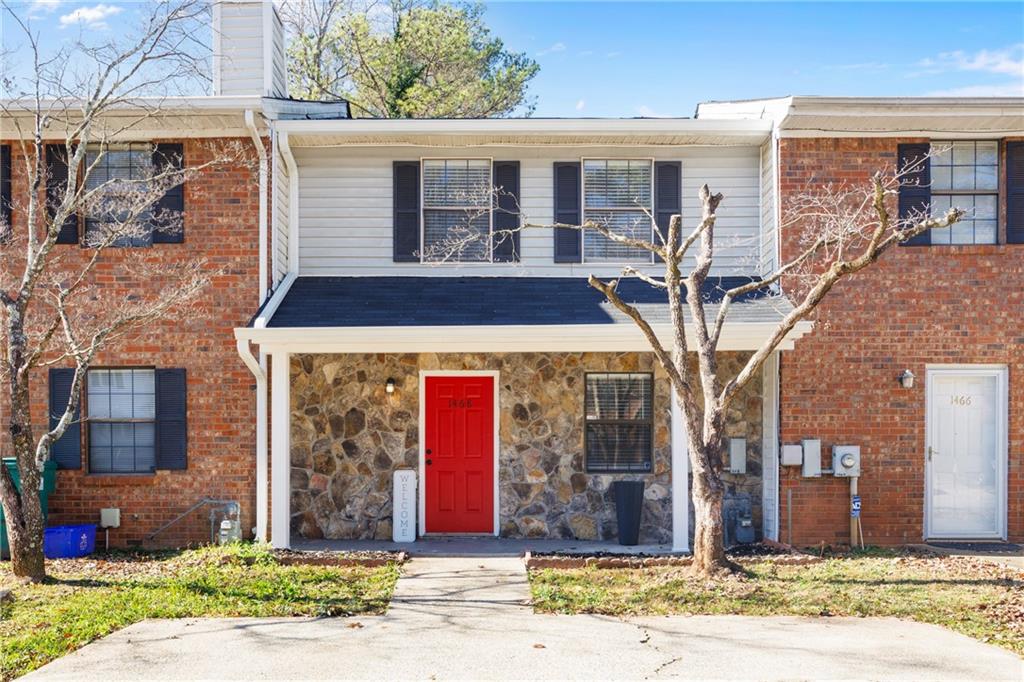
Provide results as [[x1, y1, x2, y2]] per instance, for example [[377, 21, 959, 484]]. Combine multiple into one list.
[[291, 536, 681, 557]]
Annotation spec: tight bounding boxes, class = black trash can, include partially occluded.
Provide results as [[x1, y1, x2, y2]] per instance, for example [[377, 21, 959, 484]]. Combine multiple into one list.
[[613, 480, 645, 546]]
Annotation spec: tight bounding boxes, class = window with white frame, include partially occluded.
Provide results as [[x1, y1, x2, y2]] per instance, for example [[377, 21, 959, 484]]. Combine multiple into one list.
[[85, 143, 155, 247], [87, 369, 156, 474], [582, 159, 653, 262], [929, 141, 999, 245], [421, 158, 492, 262]]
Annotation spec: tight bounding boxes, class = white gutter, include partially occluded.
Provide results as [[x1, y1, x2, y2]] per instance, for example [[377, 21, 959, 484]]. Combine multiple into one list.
[[245, 110, 268, 304], [273, 117, 773, 137], [277, 131, 300, 274]]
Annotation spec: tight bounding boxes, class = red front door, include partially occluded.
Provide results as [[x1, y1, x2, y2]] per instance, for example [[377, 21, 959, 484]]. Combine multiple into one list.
[[424, 375, 494, 534]]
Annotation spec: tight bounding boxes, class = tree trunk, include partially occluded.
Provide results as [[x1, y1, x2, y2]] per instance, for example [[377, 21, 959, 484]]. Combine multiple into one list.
[[689, 438, 739, 578], [1, 381, 47, 582]]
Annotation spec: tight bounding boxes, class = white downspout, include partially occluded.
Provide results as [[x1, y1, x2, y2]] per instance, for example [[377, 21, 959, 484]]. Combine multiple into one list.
[[236, 338, 268, 542], [244, 109, 270, 542]]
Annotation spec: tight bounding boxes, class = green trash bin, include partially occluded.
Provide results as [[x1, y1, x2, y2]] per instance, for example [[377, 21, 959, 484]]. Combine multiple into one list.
[[1, 458, 58, 559]]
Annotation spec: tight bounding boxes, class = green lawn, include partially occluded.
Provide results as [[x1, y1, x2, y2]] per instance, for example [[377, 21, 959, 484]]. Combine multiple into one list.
[[0, 543, 400, 680], [530, 549, 1024, 656]]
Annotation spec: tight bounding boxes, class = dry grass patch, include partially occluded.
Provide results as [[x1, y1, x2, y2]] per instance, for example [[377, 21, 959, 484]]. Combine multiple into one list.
[[0, 544, 400, 680], [530, 548, 1023, 655]]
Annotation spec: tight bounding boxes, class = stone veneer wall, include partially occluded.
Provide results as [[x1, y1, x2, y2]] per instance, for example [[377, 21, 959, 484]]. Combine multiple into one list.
[[290, 352, 762, 543]]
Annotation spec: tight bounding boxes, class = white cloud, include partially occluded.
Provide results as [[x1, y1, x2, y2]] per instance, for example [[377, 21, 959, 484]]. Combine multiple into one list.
[[916, 44, 1024, 77], [575, 99, 585, 111], [635, 105, 674, 118], [28, 0, 61, 17], [536, 42, 566, 57], [925, 82, 1024, 97], [59, 3, 122, 30], [578, 50, 594, 58], [606, 51, 621, 59]]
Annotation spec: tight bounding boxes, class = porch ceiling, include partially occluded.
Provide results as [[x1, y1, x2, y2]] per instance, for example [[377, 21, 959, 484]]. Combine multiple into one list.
[[236, 276, 812, 353]]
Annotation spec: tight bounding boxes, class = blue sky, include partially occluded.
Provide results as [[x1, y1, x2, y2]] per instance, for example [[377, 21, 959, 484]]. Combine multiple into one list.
[[4, 1, 1023, 117]]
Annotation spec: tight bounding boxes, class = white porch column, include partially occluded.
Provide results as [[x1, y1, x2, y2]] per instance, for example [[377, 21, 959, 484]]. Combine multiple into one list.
[[270, 351, 291, 549], [671, 390, 690, 553], [761, 351, 781, 541]]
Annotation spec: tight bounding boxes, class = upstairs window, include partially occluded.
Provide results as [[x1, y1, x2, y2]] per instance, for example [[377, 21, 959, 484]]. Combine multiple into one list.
[[86, 369, 156, 474], [421, 158, 492, 262], [584, 372, 653, 473], [85, 143, 155, 247], [929, 141, 998, 245], [582, 159, 653, 262]]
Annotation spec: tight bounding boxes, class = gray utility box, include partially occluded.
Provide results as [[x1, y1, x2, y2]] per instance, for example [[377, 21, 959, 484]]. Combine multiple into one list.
[[728, 438, 746, 474], [832, 445, 861, 477], [802, 439, 822, 477]]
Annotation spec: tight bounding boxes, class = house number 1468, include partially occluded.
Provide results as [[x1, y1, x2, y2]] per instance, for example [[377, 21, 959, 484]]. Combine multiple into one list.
[[950, 395, 972, 406]]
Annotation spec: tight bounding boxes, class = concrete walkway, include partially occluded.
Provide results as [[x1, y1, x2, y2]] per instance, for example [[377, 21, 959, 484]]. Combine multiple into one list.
[[26, 557, 1023, 681]]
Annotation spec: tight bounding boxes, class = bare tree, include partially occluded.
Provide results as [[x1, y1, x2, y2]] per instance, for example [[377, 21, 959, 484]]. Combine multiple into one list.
[[423, 158, 962, 577], [0, 0, 246, 582]]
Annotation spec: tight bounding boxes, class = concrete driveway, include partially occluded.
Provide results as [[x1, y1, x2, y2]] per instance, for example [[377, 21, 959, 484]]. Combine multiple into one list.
[[25, 557, 1022, 681]]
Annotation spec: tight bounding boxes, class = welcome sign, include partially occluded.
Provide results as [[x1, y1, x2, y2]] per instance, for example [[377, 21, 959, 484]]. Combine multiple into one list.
[[393, 469, 417, 543]]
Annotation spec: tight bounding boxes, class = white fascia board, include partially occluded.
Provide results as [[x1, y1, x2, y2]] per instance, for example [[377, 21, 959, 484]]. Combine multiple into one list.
[[272, 117, 772, 138], [234, 320, 813, 354], [251, 272, 296, 328], [0, 95, 265, 112]]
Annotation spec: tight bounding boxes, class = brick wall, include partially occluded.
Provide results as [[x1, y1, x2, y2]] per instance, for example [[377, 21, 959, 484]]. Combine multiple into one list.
[[777, 137, 1023, 546], [1, 138, 261, 547]]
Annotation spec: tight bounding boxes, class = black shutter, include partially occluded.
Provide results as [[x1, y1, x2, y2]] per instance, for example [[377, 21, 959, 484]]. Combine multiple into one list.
[[46, 144, 79, 244], [654, 162, 682, 249], [1, 145, 11, 237], [393, 161, 420, 262], [155, 368, 187, 470], [898, 143, 931, 247], [492, 161, 520, 262], [1006, 141, 1024, 244], [553, 162, 581, 262], [152, 143, 185, 244], [49, 368, 81, 470]]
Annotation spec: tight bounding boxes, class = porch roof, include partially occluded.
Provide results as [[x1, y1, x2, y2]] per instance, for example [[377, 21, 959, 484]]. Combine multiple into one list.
[[235, 275, 811, 353], [263, 276, 789, 328]]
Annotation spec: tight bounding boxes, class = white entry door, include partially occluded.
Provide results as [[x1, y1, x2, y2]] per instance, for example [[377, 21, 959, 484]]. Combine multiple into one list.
[[926, 367, 1007, 539]]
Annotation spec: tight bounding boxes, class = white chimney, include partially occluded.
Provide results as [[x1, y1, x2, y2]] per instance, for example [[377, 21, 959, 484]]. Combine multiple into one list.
[[212, 0, 287, 98]]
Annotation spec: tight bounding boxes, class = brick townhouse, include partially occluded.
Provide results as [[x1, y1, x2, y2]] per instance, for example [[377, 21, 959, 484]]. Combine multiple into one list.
[[699, 97, 1024, 546], [3, 1, 1022, 551]]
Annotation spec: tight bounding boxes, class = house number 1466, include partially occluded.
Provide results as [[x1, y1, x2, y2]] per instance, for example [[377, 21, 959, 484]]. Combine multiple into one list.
[[950, 395, 972, 406]]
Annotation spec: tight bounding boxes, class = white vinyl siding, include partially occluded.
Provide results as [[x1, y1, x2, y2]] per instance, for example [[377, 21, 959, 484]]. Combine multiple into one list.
[[273, 145, 290, 282], [294, 145, 762, 277], [759, 139, 777, 276], [215, 2, 266, 96], [270, 6, 287, 97]]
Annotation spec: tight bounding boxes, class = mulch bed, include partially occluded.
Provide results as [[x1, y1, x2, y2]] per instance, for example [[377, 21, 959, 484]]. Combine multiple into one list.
[[525, 541, 821, 570], [270, 549, 406, 567]]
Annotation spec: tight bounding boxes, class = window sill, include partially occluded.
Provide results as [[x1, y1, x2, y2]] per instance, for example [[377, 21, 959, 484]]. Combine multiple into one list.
[[81, 474, 158, 487]]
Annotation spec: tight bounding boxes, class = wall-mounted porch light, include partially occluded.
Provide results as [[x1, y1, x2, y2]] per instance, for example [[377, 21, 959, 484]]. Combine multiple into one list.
[[385, 378, 396, 394], [898, 369, 915, 389]]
